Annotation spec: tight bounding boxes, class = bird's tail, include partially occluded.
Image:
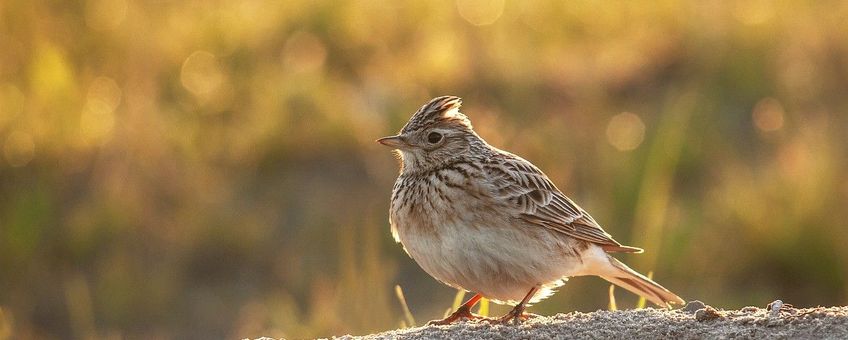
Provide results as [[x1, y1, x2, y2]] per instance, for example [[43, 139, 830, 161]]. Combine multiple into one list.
[[600, 256, 684, 308]]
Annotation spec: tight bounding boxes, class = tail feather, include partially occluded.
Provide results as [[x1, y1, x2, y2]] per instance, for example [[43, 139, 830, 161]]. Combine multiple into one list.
[[600, 256, 684, 308], [601, 245, 644, 253]]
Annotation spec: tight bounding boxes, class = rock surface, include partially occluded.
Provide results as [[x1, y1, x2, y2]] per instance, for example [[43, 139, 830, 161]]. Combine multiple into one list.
[[328, 301, 848, 339]]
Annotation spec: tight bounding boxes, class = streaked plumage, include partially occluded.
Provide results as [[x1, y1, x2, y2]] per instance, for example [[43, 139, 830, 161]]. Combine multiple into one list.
[[378, 96, 683, 323]]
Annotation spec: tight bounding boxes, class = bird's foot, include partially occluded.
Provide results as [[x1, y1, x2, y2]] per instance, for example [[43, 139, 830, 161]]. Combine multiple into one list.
[[489, 309, 539, 325], [427, 306, 487, 325]]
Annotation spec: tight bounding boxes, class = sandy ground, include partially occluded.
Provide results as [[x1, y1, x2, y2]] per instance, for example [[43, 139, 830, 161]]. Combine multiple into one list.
[[325, 301, 848, 339]]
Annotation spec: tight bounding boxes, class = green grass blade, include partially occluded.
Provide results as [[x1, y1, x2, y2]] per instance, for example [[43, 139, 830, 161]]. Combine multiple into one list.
[[444, 289, 467, 318], [394, 285, 417, 327], [451, 289, 466, 311], [478, 297, 489, 317], [635, 271, 654, 309], [608, 285, 618, 311]]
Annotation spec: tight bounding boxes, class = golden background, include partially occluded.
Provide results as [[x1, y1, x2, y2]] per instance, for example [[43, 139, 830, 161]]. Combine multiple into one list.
[[1, 0, 847, 338]]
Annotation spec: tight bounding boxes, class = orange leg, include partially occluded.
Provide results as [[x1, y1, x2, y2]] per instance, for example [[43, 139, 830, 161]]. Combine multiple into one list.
[[492, 285, 541, 324], [428, 293, 486, 325]]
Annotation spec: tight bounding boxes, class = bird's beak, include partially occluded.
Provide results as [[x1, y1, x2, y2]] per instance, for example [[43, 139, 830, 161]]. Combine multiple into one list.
[[376, 135, 408, 149]]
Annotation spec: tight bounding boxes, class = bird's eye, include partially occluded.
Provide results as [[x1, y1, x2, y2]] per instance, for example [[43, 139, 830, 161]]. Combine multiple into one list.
[[427, 132, 443, 144]]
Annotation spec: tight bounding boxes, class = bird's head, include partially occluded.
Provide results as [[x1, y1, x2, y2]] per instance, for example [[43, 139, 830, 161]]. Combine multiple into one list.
[[378, 96, 482, 173]]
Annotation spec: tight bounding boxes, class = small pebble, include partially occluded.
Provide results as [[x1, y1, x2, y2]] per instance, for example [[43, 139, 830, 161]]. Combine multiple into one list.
[[768, 300, 784, 317], [684, 300, 707, 314], [696, 306, 723, 321]]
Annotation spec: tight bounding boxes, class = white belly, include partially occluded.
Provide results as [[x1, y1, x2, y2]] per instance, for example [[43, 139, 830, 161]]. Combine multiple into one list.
[[393, 213, 588, 304]]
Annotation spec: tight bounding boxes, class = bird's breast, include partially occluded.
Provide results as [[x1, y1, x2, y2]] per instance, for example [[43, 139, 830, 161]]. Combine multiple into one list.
[[389, 169, 496, 243]]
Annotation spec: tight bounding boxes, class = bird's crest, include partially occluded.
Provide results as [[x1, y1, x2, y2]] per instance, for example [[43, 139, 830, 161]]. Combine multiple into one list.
[[401, 96, 470, 133]]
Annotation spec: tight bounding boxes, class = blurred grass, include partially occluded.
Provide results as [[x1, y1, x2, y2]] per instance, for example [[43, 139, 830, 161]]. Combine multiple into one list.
[[448, 290, 466, 318], [394, 285, 416, 328], [479, 297, 490, 317], [1, 0, 848, 338], [608, 285, 617, 311], [635, 271, 654, 310]]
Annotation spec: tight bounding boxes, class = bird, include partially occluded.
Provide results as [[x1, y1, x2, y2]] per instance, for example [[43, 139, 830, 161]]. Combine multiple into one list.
[[377, 96, 684, 324]]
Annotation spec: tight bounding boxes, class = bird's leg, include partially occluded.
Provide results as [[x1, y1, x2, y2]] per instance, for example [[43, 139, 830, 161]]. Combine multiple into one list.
[[492, 285, 541, 324], [427, 293, 485, 325]]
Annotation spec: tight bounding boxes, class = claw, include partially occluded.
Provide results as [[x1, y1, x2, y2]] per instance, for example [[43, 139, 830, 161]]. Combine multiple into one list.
[[489, 285, 541, 325], [427, 306, 486, 325], [427, 293, 487, 325], [489, 310, 539, 324]]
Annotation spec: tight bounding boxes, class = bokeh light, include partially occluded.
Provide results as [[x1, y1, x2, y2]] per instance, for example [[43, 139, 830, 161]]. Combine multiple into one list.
[[282, 31, 327, 74], [79, 98, 116, 145], [79, 77, 121, 145], [181, 51, 225, 98], [87, 77, 122, 111], [752, 97, 785, 132], [606, 112, 646, 151], [29, 43, 75, 102]]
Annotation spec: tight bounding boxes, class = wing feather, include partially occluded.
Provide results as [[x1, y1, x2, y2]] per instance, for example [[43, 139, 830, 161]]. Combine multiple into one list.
[[486, 153, 643, 253]]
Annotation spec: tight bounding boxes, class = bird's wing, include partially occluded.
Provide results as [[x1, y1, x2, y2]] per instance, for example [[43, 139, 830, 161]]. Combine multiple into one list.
[[485, 153, 642, 253]]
